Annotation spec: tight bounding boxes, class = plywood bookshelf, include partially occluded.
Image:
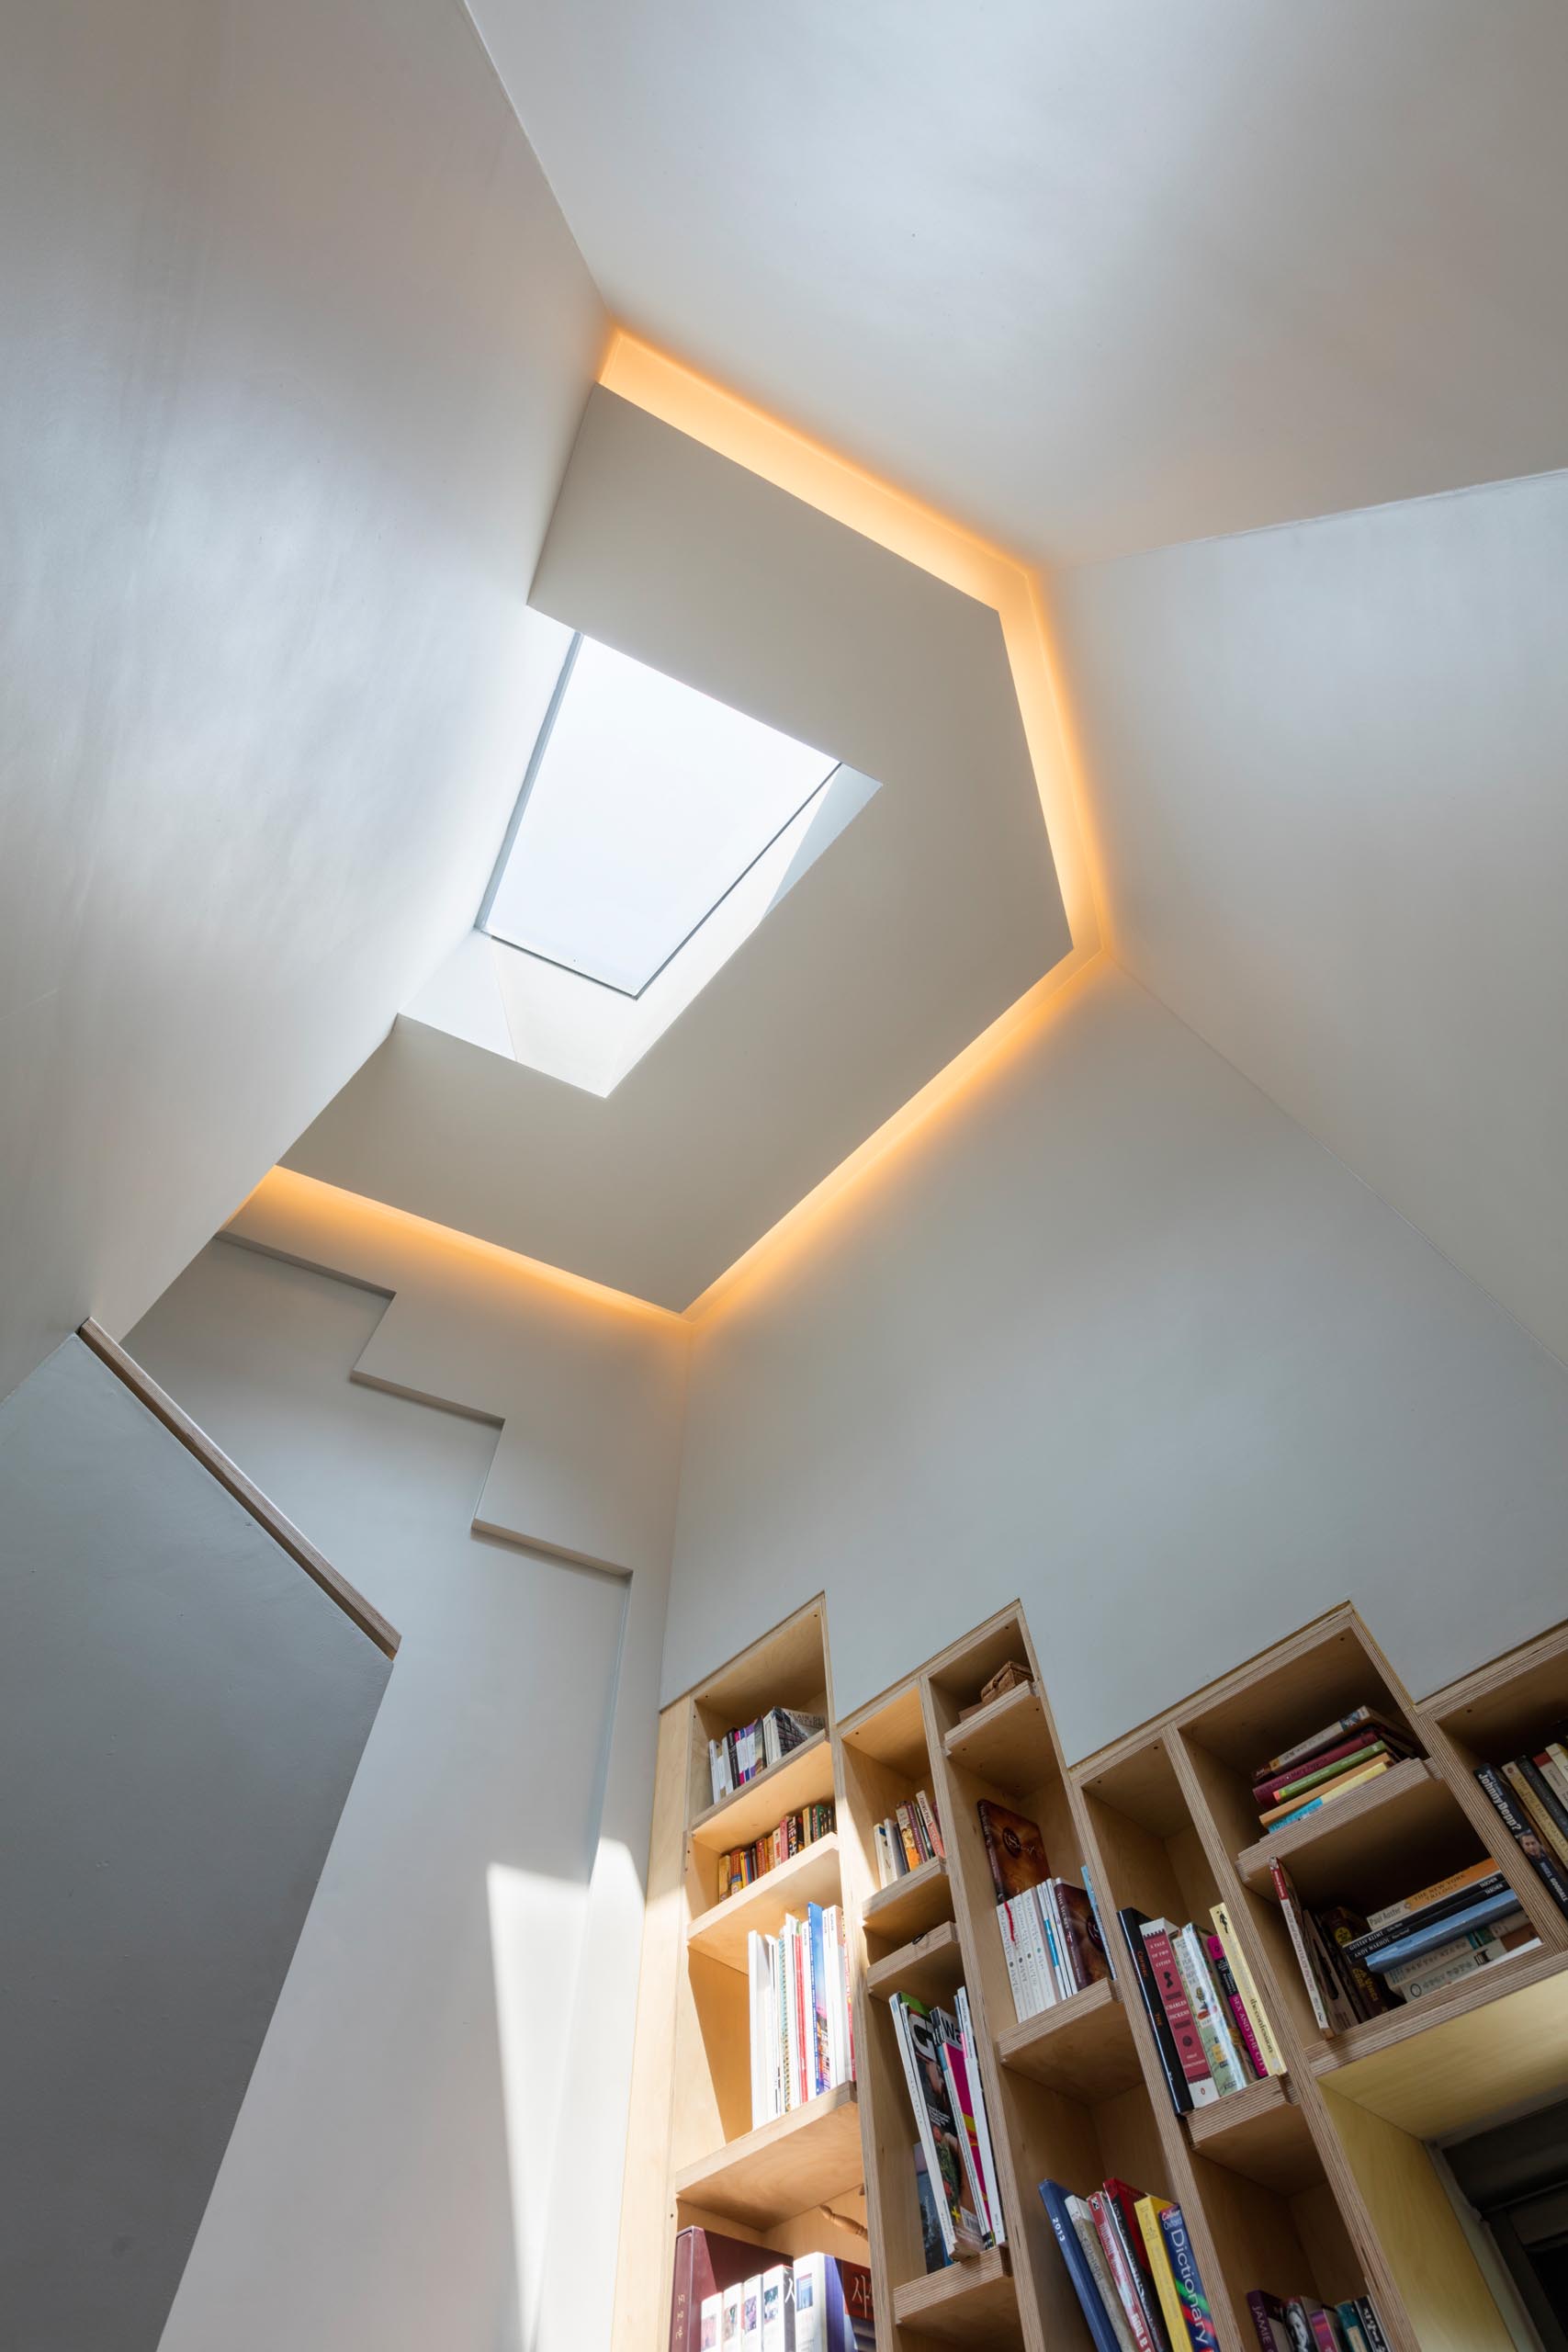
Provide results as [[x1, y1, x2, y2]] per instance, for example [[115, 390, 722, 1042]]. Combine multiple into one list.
[[615, 1597, 1568, 2352]]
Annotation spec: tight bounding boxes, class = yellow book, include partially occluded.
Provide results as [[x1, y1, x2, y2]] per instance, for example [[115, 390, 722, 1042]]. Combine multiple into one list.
[[1210, 1900, 1288, 2078], [1134, 2193, 1188, 2352], [1259, 1754, 1390, 1826]]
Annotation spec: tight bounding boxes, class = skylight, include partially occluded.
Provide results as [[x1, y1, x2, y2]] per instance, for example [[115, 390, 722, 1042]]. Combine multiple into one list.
[[482, 636, 840, 996]]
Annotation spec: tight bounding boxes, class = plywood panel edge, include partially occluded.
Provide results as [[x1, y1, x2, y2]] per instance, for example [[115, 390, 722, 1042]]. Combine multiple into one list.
[[612, 1696, 694, 2352]]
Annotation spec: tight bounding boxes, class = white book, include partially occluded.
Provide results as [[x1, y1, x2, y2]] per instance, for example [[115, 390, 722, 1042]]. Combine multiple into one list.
[[1173, 1921, 1246, 2097], [760, 2266, 794, 2352], [1010, 1891, 1056, 2015], [740, 2275, 762, 2352], [700, 2290, 724, 2350], [995, 1896, 1031, 2019], [956, 1985, 1005, 2248], [1395, 1937, 1538, 2004], [722, 2282, 744, 2350], [889, 2001, 956, 2259], [748, 1929, 769, 2126], [792, 2255, 826, 2352], [1036, 1883, 1069, 1998], [762, 1713, 781, 1770], [1382, 1918, 1525, 1989], [1066, 2196, 1139, 2352], [710, 1738, 731, 1804]]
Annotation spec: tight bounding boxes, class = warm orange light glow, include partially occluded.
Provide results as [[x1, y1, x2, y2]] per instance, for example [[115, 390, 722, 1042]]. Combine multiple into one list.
[[599, 329, 1111, 957], [231, 1166, 687, 1331], [684, 946, 1102, 1323]]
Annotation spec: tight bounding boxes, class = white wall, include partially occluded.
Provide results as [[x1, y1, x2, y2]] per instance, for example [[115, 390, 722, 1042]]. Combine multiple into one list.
[[0, 0, 604, 1402], [127, 1181, 689, 2352], [1051, 464, 1568, 1369], [668, 962, 1568, 1760], [0, 1335, 390, 2352]]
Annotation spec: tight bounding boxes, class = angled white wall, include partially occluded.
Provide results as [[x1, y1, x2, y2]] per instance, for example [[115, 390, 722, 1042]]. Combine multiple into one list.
[[1052, 464, 1568, 1370], [667, 962, 1568, 1760], [0, 0, 605, 1401], [128, 1182, 688, 2352]]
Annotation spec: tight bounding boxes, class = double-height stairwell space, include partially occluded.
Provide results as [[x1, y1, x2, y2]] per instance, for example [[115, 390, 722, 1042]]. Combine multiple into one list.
[[7, 6, 1568, 2351]]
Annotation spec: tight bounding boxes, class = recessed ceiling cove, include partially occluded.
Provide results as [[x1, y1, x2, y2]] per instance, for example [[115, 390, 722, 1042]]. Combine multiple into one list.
[[285, 390, 1070, 1309]]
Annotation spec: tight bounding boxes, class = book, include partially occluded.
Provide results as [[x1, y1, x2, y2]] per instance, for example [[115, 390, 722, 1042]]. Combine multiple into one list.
[[1253, 1735, 1404, 1809], [1307, 2310, 1345, 2351], [1262, 1757, 1392, 1834], [977, 1799, 1049, 1898], [916, 1788, 946, 1860], [1475, 1764, 1568, 1914], [1120, 1906, 1193, 2114], [740, 2275, 762, 2352], [1041, 2178, 1132, 2352], [1102, 2177, 1172, 2352], [1334, 2304, 1370, 2352], [760, 2267, 795, 2352], [889, 1996, 982, 2258], [955, 1985, 1005, 2246], [1083, 1860, 1116, 1980], [1090, 2189, 1161, 2352], [1139, 1918, 1219, 2104], [1353, 2298, 1391, 2352], [1203, 1929, 1268, 2079], [671, 2229, 778, 2352], [1211, 1902, 1287, 2075], [1245, 2290, 1291, 2349], [1361, 1886, 1524, 1972], [1269, 1860, 1338, 2036], [1349, 1870, 1508, 1953], [722, 2284, 743, 2350], [1256, 1710, 1412, 1783], [1172, 1922, 1246, 2094], [1157, 2202, 1219, 2351], [1380, 1912, 1528, 1985], [1365, 1857, 1501, 1929], [936, 2011, 996, 2244], [913, 2143, 947, 2272], [1506, 1758, 1568, 1867], [1315, 1907, 1394, 2020], [1134, 2195, 1191, 2352], [1070, 2197, 1141, 2352], [790, 2256, 872, 2352], [1056, 1880, 1113, 1990], [1387, 1925, 1536, 2002]]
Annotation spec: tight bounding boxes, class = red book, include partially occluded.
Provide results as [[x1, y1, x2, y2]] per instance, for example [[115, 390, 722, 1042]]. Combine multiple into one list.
[[1089, 2190, 1159, 2352], [1203, 1930, 1269, 2079], [668, 2227, 773, 2352], [1138, 1919, 1218, 2105], [1251, 1726, 1409, 1805]]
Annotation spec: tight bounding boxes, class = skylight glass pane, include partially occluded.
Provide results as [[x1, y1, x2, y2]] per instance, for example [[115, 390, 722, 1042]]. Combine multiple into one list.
[[483, 637, 839, 995]]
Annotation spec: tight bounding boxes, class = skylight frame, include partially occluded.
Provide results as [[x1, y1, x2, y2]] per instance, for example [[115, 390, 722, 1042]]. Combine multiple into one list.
[[478, 633, 842, 1001]]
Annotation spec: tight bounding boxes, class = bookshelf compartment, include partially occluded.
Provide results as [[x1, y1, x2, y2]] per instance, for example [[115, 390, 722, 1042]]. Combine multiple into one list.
[[861, 1856, 953, 1947], [995, 1980, 1144, 2103], [1234, 1758, 1472, 1909], [944, 1682, 1055, 1801], [1308, 1938, 1568, 2079], [674, 2081, 864, 2228], [686, 1831, 843, 1969], [865, 1918, 966, 2008], [890, 2246, 1021, 2346], [688, 1601, 830, 1826], [1187, 2145, 1371, 2352], [1183, 2077, 1319, 2195], [688, 1727, 837, 1859]]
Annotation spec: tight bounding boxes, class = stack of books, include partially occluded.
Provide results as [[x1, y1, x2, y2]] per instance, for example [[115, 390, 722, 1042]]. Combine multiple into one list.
[[1251, 1707, 1419, 1838], [1120, 1902, 1286, 2112], [688, 2243, 874, 2352], [1475, 1731, 1568, 1918], [1040, 2177, 1217, 2351], [708, 1707, 826, 1804], [889, 1988, 1004, 2264], [977, 1799, 1112, 2020], [870, 1788, 943, 1887], [722, 1801, 835, 1898], [1271, 1856, 1538, 2034], [1246, 2289, 1391, 2350], [746, 1902, 855, 2124]]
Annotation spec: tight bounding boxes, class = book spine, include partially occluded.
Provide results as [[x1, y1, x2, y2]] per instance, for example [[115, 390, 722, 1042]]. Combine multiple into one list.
[[1205, 1932, 1269, 2080], [1211, 1903, 1288, 2076], [1364, 1889, 1523, 1971], [1134, 2198, 1190, 2352], [1269, 1860, 1335, 2036], [670, 2231, 698, 2352], [916, 1789, 945, 1860], [1090, 2191, 1157, 2352], [1158, 2203, 1219, 2352], [1245, 2292, 1284, 2351], [1259, 1708, 1375, 1780], [1015, 1894, 1057, 2013], [1382, 1920, 1518, 1987], [1141, 1920, 1219, 2104], [1040, 2184, 1124, 2352], [1038, 1887, 1070, 1999], [1393, 1937, 1535, 2005], [1365, 1860, 1499, 1930], [1355, 2299, 1392, 2352], [1172, 1924, 1245, 2095], [1265, 1757, 1391, 1833], [1258, 1741, 1390, 1811], [1071, 2200, 1142, 2352], [1082, 1862, 1115, 1981], [1476, 1765, 1568, 1914], [1119, 1909, 1193, 2115], [1514, 1757, 1568, 1860]]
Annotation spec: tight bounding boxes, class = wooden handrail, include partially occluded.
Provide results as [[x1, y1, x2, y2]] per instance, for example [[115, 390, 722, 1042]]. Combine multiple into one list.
[[77, 1318, 400, 1658]]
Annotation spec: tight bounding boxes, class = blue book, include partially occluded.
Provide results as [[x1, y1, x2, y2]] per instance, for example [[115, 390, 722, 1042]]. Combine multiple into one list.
[[1364, 1886, 1521, 1973], [807, 1902, 829, 2095], [1038, 2179, 1124, 2352]]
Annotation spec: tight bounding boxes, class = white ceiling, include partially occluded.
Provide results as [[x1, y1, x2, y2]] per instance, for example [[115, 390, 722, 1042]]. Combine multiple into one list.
[[468, 0, 1568, 566], [287, 391, 1069, 1308]]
